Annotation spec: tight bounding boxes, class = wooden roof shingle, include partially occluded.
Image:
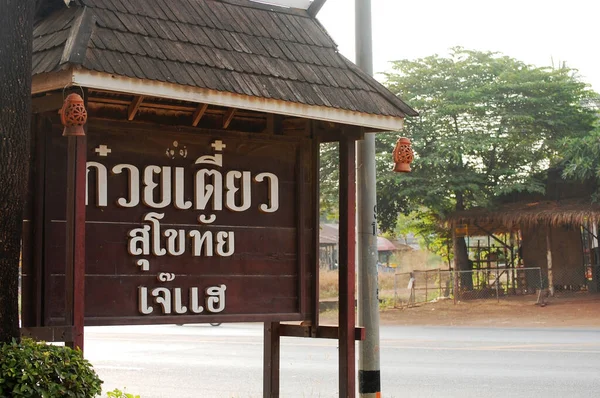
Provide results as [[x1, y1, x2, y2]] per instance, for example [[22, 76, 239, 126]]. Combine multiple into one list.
[[33, 0, 417, 121]]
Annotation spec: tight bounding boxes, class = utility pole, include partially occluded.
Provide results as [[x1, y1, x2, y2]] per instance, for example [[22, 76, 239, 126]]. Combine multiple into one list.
[[356, 0, 381, 396]]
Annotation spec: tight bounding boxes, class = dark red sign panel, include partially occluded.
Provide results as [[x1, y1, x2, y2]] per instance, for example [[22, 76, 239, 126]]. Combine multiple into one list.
[[33, 120, 316, 326]]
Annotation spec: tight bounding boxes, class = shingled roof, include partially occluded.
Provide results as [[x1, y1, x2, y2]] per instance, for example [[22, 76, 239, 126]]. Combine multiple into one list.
[[32, 0, 416, 130]]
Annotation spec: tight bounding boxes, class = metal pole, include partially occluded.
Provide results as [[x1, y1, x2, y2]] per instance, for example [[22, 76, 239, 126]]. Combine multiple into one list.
[[356, 0, 381, 396]]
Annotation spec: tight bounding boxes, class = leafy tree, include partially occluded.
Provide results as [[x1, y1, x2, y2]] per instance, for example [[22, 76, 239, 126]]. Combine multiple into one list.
[[561, 99, 600, 192], [378, 48, 596, 270], [0, 0, 34, 343], [319, 142, 340, 221]]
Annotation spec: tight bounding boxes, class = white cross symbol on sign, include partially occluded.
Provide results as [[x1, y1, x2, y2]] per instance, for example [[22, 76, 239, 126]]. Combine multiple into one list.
[[95, 145, 112, 157], [211, 140, 226, 151]]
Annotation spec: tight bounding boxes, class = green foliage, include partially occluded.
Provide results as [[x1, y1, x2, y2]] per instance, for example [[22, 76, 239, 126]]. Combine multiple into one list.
[[319, 142, 340, 220], [394, 210, 451, 261], [106, 388, 141, 398], [0, 338, 103, 397], [377, 48, 596, 231], [562, 118, 600, 196]]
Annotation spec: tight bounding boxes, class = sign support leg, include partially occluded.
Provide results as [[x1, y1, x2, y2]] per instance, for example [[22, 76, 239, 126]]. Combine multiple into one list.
[[263, 321, 280, 397], [339, 136, 357, 397], [64, 130, 86, 351]]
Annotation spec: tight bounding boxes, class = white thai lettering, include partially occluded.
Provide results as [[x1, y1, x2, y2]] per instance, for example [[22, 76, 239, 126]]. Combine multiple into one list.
[[225, 171, 251, 212], [113, 164, 140, 207], [143, 166, 171, 208], [86, 162, 108, 207], [254, 172, 279, 213], [173, 167, 192, 210]]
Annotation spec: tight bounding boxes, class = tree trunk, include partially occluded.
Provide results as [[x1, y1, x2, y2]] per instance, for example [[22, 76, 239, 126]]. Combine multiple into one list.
[[452, 191, 472, 290], [0, 0, 34, 343]]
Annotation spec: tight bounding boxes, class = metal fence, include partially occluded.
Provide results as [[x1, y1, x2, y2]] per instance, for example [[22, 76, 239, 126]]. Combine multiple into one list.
[[548, 264, 600, 297], [393, 267, 545, 308]]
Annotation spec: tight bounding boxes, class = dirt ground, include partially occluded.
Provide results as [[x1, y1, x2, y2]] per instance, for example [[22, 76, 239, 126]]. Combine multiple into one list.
[[321, 294, 600, 328]]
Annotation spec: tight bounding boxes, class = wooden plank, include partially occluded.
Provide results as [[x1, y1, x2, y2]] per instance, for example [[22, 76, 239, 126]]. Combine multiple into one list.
[[223, 107, 236, 129], [191, 103, 209, 126], [20, 326, 74, 342], [263, 321, 280, 398], [338, 134, 356, 397], [265, 114, 275, 134], [279, 324, 365, 340], [127, 95, 144, 120], [32, 93, 63, 113], [31, 69, 72, 95]]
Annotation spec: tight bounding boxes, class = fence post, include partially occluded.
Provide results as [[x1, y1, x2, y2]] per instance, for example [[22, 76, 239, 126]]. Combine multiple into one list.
[[393, 273, 397, 308], [453, 270, 458, 304], [495, 267, 499, 303], [425, 271, 429, 302], [438, 268, 442, 298]]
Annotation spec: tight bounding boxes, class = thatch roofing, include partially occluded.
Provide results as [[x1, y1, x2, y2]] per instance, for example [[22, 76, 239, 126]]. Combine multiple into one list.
[[447, 198, 600, 236], [33, 0, 417, 122]]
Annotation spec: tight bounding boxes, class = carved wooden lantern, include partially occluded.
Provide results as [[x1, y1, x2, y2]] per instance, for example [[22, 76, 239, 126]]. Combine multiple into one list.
[[392, 137, 414, 173], [60, 93, 87, 137]]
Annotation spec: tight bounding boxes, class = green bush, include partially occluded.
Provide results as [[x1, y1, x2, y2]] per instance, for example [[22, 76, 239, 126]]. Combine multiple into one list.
[[106, 388, 140, 398], [0, 338, 103, 397]]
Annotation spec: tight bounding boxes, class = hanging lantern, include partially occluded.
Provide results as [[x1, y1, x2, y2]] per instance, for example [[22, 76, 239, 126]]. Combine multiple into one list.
[[392, 137, 414, 173], [60, 93, 87, 137]]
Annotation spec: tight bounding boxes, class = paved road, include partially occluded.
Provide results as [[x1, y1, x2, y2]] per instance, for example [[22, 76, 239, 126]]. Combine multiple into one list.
[[85, 324, 600, 397]]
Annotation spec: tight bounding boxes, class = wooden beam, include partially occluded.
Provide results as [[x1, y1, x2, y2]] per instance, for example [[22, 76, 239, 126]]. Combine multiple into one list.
[[192, 103, 209, 126], [339, 135, 357, 397], [31, 70, 72, 95], [223, 108, 236, 129], [265, 114, 275, 134], [20, 326, 74, 342], [279, 324, 366, 340], [32, 93, 63, 113], [127, 95, 144, 120]]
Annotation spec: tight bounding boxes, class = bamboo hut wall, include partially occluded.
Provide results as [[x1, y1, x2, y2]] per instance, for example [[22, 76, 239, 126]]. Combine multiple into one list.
[[522, 225, 584, 287], [550, 226, 585, 286]]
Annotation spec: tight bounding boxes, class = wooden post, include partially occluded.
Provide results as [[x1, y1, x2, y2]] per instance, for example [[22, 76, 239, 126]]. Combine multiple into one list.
[[339, 136, 356, 397], [546, 228, 554, 296], [263, 321, 280, 398], [65, 132, 86, 351]]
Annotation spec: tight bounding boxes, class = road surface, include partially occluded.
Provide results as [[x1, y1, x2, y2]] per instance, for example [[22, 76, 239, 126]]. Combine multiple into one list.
[[85, 324, 600, 397]]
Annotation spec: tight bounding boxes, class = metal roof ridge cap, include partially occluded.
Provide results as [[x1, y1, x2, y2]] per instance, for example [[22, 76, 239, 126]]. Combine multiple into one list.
[[218, 0, 310, 16], [70, 69, 405, 131]]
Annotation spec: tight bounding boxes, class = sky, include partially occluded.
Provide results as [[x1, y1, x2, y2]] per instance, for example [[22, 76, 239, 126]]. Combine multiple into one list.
[[310, 0, 600, 92]]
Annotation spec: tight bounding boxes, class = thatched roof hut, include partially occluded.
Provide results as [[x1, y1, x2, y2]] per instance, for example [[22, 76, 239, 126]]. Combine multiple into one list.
[[448, 198, 600, 237]]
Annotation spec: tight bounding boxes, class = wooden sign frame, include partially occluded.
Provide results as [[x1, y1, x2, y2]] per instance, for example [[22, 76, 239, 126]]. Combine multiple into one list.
[[21, 94, 365, 397]]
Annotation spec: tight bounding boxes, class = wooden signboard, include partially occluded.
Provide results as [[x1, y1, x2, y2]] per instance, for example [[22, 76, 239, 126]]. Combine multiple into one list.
[[23, 118, 316, 327]]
